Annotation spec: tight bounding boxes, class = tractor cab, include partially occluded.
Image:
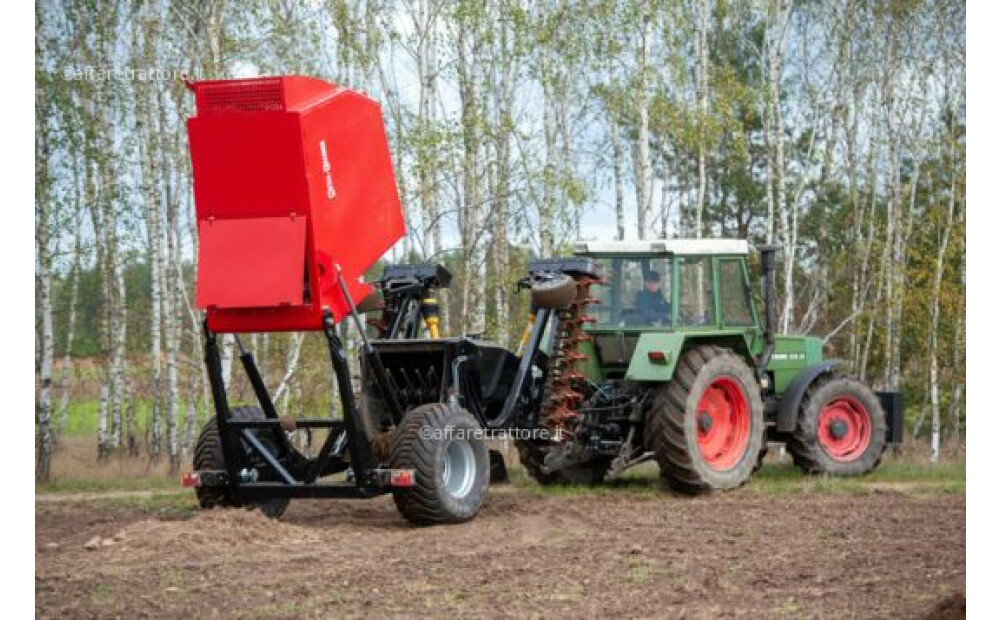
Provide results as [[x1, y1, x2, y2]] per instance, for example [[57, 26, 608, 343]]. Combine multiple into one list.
[[572, 239, 759, 375]]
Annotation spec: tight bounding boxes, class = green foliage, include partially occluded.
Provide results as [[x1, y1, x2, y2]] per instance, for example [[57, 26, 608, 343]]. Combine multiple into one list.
[[36, 0, 965, 459]]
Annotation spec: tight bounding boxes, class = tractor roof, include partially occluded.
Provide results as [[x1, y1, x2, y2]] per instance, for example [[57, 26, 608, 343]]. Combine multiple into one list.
[[573, 239, 749, 257]]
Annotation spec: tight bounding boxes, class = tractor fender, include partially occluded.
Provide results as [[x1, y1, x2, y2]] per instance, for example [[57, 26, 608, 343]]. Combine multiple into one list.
[[775, 361, 839, 432], [624, 333, 687, 382]]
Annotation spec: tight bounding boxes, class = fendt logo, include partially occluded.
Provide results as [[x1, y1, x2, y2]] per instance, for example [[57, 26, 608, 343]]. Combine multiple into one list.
[[319, 140, 337, 200]]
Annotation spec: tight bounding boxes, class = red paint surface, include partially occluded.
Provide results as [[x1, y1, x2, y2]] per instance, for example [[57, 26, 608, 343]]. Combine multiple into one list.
[[817, 396, 872, 462], [187, 76, 405, 332], [696, 376, 752, 471]]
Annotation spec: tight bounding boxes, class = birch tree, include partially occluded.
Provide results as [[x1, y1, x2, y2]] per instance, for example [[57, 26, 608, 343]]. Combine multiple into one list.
[[35, 34, 56, 480], [693, 0, 709, 238], [634, 0, 653, 240]]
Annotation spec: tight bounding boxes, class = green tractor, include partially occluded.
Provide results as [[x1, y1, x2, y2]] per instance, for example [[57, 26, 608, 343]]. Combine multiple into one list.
[[518, 239, 904, 492], [360, 239, 903, 509]]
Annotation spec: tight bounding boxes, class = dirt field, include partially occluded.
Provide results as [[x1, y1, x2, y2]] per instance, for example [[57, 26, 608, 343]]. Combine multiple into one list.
[[36, 481, 965, 618]]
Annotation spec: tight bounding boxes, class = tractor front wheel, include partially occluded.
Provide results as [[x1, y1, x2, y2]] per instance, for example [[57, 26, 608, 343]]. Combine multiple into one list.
[[788, 375, 887, 476], [646, 345, 765, 494], [389, 403, 490, 525]]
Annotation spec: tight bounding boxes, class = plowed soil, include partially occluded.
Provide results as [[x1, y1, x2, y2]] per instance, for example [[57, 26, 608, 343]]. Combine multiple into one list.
[[36, 487, 964, 618]]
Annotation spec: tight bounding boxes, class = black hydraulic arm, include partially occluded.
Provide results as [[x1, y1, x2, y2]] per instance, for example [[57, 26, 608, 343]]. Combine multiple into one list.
[[204, 323, 240, 490], [308, 311, 378, 488], [335, 266, 406, 426], [235, 335, 294, 457], [489, 307, 553, 429]]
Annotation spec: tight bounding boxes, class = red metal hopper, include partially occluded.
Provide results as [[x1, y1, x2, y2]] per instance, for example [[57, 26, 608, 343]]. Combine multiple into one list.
[[187, 76, 404, 332]]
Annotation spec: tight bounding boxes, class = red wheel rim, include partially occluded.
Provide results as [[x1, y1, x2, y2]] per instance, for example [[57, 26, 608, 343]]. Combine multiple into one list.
[[817, 396, 871, 462], [696, 377, 751, 471]]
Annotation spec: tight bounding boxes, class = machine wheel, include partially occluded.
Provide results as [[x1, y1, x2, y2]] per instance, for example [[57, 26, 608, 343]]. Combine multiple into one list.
[[788, 375, 887, 476], [514, 441, 611, 485], [646, 345, 765, 494], [389, 403, 489, 525], [193, 406, 290, 519], [531, 274, 578, 309]]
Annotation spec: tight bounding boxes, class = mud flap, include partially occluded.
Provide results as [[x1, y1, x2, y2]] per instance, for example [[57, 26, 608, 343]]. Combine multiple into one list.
[[877, 391, 905, 444], [489, 450, 509, 484]]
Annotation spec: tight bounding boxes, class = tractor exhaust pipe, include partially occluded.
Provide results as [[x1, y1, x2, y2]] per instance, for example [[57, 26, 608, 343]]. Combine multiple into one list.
[[757, 245, 780, 383]]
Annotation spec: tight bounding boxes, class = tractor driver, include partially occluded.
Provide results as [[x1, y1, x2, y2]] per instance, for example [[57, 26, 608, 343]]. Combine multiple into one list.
[[635, 270, 671, 325]]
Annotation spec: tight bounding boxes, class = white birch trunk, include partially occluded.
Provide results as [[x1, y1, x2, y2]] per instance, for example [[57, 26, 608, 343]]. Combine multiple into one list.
[[929, 135, 958, 462], [635, 2, 653, 240], [416, 0, 440, 256], [36, 145, 55, 481], [141, 96, 165, 459], [56, 222, 81, 439], [695, 0, 709, 238], [273, 333, 306, 411], [767, 0, 793, 332], [492, 14, 514, 345]]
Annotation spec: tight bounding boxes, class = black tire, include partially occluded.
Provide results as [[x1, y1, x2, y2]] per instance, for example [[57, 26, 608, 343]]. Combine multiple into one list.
[[514, 441, 611, 485], [531, 274, 578, 309], [646, 345, 765, 494], [389, 403, 489, 525], [192, 406, 290, 519], [787, 375, 887, 476]]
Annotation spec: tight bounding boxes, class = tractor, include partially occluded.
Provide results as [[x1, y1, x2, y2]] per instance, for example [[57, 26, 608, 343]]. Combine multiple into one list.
[[182, 75, 902, 526], [359, 241, 903, 501]]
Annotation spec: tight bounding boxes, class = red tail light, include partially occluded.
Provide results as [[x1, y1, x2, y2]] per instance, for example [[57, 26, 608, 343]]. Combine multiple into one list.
[[389, 470, 415, 487]]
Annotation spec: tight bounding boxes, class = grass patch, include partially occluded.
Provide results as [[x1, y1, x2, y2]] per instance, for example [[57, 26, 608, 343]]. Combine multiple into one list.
[[754, 458, 965, 482], [861, 458, 965, 482], [747, 474, 871, 496], [60, 398, 159, 437], [625, 560, 652, 584], [748, 458, 965, 496], [97, 492, 199, 517], [504, 456, 964, 498], [36, 474, 179, 495]]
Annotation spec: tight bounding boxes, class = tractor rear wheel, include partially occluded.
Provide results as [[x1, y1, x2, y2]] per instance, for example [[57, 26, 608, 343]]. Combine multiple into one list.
[[788, 375, 887, 476], [514, 441, 611, 485], [389, 403, 489, 525], [646, 345, 765, 494], [193, 406, 290, 519]]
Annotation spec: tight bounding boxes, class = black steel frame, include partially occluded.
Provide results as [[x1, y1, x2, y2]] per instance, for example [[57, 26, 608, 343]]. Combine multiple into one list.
[[201, 267, 405, 501]]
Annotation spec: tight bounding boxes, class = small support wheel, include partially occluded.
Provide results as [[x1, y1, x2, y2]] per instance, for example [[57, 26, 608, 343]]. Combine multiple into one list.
[[389, 403, 490, 525]]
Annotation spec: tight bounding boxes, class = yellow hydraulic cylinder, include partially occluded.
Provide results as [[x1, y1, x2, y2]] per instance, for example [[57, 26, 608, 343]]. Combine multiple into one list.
[[516, 312, 536, 356], [420, 296, 442, 339]]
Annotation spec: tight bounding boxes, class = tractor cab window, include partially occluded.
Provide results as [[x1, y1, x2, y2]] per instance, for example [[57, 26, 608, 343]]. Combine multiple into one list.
[[592, 257, 673, 327], [719, 259, 754, 326], [678, 256, 716, 326]]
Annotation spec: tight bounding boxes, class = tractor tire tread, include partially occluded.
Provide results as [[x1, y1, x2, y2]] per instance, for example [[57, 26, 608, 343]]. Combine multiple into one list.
[[646, 345, 764, 494], [787, 374, 888, 476]]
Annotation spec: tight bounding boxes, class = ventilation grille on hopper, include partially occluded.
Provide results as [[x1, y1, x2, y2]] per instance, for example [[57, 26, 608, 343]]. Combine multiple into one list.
[[200, 79, 285, 113]]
